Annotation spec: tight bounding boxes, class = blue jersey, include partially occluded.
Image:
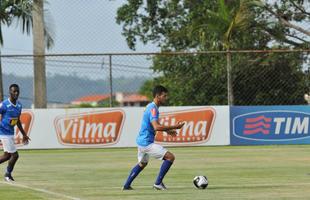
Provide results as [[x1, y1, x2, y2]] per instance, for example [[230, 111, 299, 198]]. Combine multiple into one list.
[[0, 99, 22, 136], [136, 102, 159, 146]]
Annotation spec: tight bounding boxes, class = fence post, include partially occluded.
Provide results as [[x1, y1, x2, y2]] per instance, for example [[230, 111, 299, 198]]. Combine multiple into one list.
[[227, 50, 234, 105], [109, 55, 113, 107]]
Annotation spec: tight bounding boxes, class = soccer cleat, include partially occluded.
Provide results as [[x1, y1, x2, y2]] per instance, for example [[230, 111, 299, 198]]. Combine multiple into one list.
[[153, 182, 167, 190], [4, 173, 15, 182], [122, 186, 134, 190]]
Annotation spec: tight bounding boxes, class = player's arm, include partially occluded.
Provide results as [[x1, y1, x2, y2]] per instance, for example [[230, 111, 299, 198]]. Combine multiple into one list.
[[149, 106, 184, 135], [151, 120, 184, 136], [151, 120, 185, 132], [17, 119, 30, 144]]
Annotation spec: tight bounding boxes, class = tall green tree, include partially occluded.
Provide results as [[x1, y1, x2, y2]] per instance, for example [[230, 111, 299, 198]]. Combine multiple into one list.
[[200, 0, 260, 105], [117, 0, 308, 105]]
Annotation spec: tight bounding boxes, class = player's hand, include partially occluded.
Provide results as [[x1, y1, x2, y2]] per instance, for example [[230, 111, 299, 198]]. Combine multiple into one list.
[[22, 135, 30, 145], [167, 129, 177, 137], [175, 121, 185, 129]]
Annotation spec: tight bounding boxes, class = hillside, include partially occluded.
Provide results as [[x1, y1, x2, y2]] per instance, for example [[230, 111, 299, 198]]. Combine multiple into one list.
[[2, 73, 149, 108]]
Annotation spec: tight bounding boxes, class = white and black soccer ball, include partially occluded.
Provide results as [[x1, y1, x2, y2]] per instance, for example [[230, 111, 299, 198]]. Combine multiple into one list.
[[193, 175, 208, 189]]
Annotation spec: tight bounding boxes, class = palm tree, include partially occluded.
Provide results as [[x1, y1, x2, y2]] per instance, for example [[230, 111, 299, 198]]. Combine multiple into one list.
[[33, 0, 53, 108], [203, 0, 259, 105], [0, 0, 54, 107]]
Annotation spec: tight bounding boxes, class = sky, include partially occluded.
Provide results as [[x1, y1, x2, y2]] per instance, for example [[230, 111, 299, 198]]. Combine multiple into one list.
[[1, 0, 158, 54], [2, 1, 308, 78], [0, 0, 159, 78]]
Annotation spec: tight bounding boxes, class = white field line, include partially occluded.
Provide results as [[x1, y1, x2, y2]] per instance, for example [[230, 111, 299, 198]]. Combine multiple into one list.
[[0, 181, 81, 200]]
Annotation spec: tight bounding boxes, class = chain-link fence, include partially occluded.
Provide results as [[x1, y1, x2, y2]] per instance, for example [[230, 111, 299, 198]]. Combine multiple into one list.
[[1, 50, 309, 108]]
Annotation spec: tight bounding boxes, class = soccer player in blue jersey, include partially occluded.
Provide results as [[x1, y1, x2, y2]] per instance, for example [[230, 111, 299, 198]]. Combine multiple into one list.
[[0, 84, 30, 182], [123, 85, 185, 190]]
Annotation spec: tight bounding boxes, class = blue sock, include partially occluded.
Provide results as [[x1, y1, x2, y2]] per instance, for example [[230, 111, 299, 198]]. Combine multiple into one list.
[[6, 166, 13, 174], [123, 164, 143, 188], [155, 160, 173, 185]]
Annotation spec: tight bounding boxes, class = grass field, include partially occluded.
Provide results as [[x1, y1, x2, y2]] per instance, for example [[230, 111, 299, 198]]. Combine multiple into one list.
[[0, 145, 309, 200]]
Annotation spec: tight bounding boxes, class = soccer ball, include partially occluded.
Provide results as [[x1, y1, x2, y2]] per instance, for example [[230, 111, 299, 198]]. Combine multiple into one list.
[[193, 175, 208, 189]]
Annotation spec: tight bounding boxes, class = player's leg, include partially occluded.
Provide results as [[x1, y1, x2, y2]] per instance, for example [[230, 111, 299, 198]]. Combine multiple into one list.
[[0, 152, 11, 164], [0, 139, 11, 163], [155, 151, 174, 185], [123, 148, 149, 190], [150, 144, 174, 190], [5, 151, 19, 180], [2, 137, 18, 181]]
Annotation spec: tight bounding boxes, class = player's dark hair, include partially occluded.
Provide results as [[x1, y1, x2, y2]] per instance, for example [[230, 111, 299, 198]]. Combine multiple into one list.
[[152, 85, 168, 98], [9, 84, 19, 90]]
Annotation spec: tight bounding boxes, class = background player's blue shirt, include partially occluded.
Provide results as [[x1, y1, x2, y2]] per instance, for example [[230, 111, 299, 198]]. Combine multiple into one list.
[[0, 99, 22, 136], [136, 102, 159, 146]]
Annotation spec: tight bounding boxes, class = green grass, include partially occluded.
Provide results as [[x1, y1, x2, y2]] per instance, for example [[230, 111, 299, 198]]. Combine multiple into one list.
[[0, 145, 309, 200]]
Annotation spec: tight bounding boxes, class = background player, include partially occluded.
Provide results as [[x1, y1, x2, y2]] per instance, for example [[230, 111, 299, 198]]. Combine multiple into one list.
[[0, 84, 30, 181]]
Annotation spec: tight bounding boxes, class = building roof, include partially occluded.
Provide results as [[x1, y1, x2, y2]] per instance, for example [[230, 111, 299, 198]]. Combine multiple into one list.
[[71, 94, 111, 104], [71, 93, 149, 105], [122, 93, 149, 103]]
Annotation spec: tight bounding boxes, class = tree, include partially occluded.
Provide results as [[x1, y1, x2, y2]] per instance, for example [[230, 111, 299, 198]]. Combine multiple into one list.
[[201, 0, 261, 105], [254, 0, 310, 47], [0, 0, 34, 101], [233, 50, 307, 105], [117, 0, 308, 106], [0, 0, 54, 107], [139, 53, 227, 105]]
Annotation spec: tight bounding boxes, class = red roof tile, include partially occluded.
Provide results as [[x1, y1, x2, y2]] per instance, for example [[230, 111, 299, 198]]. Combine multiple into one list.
[[122, 94, 149, 102], [72, 94, 111, 103]]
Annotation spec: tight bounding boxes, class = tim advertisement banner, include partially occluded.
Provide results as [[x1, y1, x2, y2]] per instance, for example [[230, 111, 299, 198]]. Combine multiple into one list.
[[230, 106, 310, 145]]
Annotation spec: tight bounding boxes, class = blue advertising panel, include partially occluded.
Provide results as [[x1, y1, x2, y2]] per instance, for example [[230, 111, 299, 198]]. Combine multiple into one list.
[[230, 106, 310, 145]]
